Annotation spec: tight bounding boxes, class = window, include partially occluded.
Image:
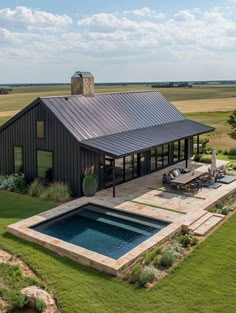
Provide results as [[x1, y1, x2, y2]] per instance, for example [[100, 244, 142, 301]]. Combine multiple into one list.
[[163, 144, 169, 166], [37, 150, 53, 182], [104, 154, 138, 187], [104, 157, 113, 187], [173, 141, 180, 163], [36, 121, 44, 138], [156, 146, 163, 168], [115, 157, 124, 184], [180, 139, 185, 160], [14, 146, 23, 173], [125, 155, 133, 180], [150, 148, 156, 171]]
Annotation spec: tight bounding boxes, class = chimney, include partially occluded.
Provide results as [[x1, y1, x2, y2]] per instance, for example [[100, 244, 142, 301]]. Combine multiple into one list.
[[71, 71, 94, 96]]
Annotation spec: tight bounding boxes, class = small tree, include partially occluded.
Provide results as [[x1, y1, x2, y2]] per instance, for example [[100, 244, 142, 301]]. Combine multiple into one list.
[[227, 110, 236, 139]]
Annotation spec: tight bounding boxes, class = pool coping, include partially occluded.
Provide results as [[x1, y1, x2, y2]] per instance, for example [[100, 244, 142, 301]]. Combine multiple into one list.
[[7, 199, 182, 276]]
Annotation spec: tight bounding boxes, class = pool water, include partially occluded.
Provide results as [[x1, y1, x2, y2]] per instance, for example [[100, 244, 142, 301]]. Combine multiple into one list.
[[32, 204, 169, 259]]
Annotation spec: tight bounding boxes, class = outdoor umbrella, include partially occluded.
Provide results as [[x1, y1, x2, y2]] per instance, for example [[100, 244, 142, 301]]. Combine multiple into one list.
[[211, 149, 217, 176]]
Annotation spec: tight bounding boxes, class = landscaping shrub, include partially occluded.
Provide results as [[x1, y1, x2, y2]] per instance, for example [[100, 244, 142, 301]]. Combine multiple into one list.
[[40, 182, 71, 202], [193, 154, 201, 162], [0, 174, 25, 193], [169, 242, 184, 258], [193, 154, 211, 164], [178, 234, 198, 247], [36, 298, 46, 313], [138, 266, 159, 287], [229, 148, 236, 156], [199, 155, 212, 164], [28, 179, 44, 197], [144, 246, 162, 265], [216, 205, 233, 216], [158, 250, 175, 268], [128, 263, 142, 284]]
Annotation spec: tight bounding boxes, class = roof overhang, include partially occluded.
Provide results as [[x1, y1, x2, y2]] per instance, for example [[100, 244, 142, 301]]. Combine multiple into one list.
[[80, 119, 214, 158]]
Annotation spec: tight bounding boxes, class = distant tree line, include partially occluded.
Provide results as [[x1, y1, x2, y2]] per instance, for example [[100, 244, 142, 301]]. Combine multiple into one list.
[[152, 82, 192, 88], [0, 88, 13, 95], [227, 110, 236, 140]]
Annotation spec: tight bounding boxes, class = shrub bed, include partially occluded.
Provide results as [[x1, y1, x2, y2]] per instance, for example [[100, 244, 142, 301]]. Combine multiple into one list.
[[209, 192, 236, 215], [125, 232, 199, 288], [0, 174, 26, 193]]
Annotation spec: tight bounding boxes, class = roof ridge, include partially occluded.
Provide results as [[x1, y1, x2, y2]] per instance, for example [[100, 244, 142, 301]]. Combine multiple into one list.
[[39, 90, 161, 99]]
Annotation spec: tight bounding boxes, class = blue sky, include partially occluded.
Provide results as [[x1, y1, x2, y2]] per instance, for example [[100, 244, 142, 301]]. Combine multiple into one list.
[[0, 0, 236, 83]]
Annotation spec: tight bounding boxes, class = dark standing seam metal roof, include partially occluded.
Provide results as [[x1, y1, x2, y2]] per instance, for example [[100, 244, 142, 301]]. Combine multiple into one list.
[[40, 91, 214, 157], [81, 120, 214, 157], [0, 91, 214, 157], [41, 92, 186, 141]]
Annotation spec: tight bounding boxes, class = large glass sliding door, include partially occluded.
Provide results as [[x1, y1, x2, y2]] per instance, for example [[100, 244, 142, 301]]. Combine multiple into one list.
[[157, 146, 163, 168], [163, 144, 169, 166], [104, 157, 113, 187], [104, 154, 138, 187]]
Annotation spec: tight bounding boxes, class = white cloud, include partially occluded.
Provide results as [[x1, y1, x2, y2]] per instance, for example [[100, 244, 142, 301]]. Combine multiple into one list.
[[124, 7, 165, 19], [0, 6, 72, 31], [1, 5, 236, 82], [174, 10, 195, 22]]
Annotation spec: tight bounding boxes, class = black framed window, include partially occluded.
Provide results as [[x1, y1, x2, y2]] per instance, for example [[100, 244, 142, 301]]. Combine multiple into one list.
[[104, 157, 113, 187], [125, 155, 133, 181], [133, 154, 138, 178], [37, 150, 53, 182], [104, 154, 139, 187], [150, 148, 156, 171], [163, 144, 169, 166], [173, 141, 180, 163], [36, 121, 44, 138], [180, 139, 185, 160], [115, 157, 124, 184], [156, 146, 163, 168], [14, 146, 23, 173]]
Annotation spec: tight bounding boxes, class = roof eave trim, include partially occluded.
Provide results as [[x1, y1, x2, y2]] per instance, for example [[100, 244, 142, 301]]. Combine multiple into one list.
[[81, 127, 215, 158]]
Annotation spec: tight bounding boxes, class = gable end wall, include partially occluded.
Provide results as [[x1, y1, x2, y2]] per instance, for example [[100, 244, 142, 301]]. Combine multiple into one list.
[[0, 102, 81, 195]]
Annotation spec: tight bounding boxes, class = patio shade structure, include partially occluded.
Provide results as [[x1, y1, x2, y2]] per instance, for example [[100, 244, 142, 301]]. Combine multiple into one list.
[[82, 120, 214, 197]]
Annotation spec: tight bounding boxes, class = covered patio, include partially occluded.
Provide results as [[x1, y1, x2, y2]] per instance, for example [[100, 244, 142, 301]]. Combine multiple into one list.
[[82, 119, 214, 197]]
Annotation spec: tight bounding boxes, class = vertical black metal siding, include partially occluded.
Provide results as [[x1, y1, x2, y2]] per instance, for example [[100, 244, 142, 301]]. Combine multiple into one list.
[[0, 102, 81, 196]]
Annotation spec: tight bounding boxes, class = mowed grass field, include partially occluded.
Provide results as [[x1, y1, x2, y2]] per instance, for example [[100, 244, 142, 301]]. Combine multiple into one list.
[[0, 85, 236, 113], [0, 85, 235, 151], [1, 191, 236, 313]]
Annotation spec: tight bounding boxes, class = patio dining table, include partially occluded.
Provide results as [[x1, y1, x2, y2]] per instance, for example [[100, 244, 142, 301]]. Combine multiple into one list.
[[171, 170, 206, 185]]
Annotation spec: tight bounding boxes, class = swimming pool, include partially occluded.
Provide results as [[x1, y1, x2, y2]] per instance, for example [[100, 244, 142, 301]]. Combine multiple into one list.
[[32, 204, 169, 259]]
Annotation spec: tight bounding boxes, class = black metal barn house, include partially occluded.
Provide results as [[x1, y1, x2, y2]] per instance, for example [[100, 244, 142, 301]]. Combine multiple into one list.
[[0, 72, 214, 197]]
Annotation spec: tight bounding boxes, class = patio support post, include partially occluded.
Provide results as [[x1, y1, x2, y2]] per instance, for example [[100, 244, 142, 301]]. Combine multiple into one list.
[[113, 158, 116, 198], [185, 138, 189, 168], [197, 135, 200, 155]]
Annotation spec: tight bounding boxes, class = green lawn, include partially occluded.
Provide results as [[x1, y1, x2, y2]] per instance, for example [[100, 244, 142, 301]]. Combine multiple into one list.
[[186, 112, 236, 152], [0, 191, 236, 313]]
